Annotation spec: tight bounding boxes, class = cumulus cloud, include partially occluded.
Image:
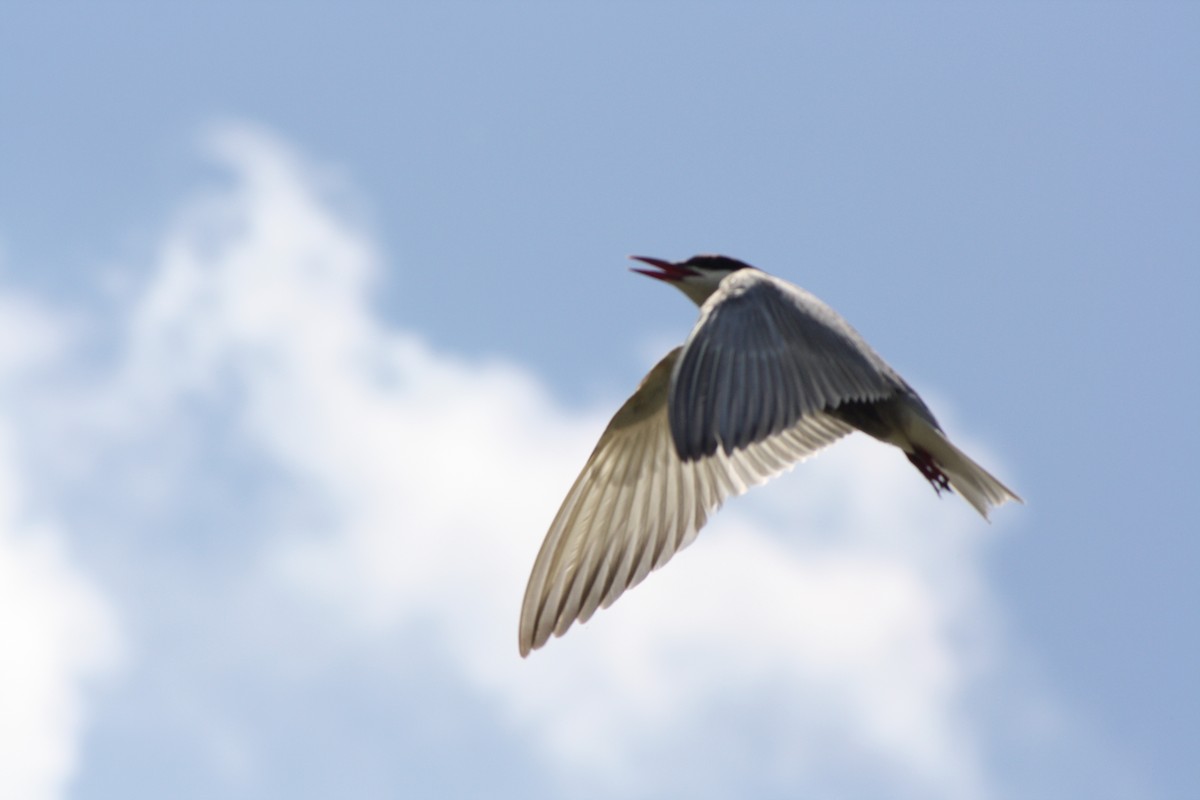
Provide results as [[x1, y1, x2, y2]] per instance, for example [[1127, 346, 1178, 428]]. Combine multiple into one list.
[[78, 122, 1020, 799], [0, 296, 121, 800]]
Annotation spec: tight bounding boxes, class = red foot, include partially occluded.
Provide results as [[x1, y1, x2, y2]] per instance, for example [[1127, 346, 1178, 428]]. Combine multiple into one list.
[[907, 448, 952, 496]]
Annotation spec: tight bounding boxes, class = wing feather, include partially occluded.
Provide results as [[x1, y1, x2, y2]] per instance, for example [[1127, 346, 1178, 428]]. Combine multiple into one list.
[[519, 347, 853, 656], [670, 270, 903, 460]]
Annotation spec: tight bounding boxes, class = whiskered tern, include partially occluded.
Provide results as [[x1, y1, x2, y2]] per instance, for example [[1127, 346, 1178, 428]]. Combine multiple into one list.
[[519, 254, 1020, 656]]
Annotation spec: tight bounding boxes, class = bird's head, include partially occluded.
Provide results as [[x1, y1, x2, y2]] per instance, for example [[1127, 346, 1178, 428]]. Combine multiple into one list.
[[629, 254, 754, 307]]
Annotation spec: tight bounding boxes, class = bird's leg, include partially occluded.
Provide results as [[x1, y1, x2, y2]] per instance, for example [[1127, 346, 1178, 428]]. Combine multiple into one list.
[[906, 448, 952, 495]]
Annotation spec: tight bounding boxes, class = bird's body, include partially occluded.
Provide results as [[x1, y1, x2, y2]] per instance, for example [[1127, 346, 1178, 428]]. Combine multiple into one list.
[[519, 255, 1020, 656]]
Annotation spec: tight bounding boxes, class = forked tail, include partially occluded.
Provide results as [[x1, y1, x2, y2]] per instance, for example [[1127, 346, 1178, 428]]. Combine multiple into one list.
[[907, 425, 1023, 520]]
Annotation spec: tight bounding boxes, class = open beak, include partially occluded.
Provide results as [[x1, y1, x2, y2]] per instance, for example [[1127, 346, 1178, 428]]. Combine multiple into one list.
[[628, 255, 695, 282]]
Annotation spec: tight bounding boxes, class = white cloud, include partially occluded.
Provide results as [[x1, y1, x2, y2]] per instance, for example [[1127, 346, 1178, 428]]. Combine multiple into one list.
[[84, 121, 1024, 799], [0, 296, 121, 800]]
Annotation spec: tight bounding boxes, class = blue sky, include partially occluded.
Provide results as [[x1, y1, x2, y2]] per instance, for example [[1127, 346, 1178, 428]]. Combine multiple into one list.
[[0, 3, 1196, 799]]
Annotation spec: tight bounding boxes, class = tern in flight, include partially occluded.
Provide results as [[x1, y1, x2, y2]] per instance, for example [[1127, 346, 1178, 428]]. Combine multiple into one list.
[[519, 255, 1020, 656]]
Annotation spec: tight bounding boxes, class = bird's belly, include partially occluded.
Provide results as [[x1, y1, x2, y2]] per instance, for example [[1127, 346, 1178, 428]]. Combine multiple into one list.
[[827, 397, 913, 450]]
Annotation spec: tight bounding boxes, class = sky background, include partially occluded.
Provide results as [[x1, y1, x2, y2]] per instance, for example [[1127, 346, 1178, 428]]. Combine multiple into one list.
[[0, 3, 1196, 799]]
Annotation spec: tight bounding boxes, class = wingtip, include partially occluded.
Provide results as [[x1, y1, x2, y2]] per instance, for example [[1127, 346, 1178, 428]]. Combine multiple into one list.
[[518, 635, 534, 658], [518, 629, 536, 658]]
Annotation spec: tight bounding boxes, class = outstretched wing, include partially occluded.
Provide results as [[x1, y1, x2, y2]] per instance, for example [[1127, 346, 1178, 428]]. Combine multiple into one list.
[[670, 269, 903, 460], [519, 347, 852, 656]]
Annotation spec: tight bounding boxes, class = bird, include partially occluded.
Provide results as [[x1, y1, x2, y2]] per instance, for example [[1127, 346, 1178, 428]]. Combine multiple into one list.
[[518, 254, 1021, 656]]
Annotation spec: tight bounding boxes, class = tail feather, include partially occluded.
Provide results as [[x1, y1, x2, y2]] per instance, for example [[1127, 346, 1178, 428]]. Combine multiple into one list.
[[912, 425, 1023, 520]]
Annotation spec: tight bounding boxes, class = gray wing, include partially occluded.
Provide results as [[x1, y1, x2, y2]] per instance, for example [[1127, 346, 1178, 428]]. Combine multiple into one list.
[[670, 269, 905, 460], [519, 347, 852, 656]]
